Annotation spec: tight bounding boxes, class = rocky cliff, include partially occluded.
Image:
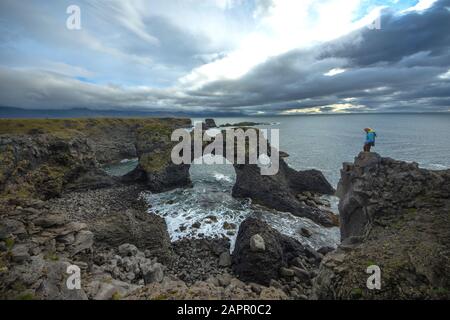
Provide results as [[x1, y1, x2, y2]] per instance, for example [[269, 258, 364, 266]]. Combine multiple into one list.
[[0, 118, 191, 200], [312, 152, 450, 299], [131, 124, 337, 226]]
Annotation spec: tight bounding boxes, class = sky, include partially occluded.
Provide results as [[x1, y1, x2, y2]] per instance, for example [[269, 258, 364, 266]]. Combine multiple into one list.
[[0, 0, 449, 115]]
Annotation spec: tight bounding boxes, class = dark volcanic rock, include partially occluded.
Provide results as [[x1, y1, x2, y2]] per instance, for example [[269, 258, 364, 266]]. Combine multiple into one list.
[[204, 119, 217, 129], [129, 120, 336, 226], [232, 217, 308, 286], [312, 152, 450, 300], [233, 160, 337, 226], [131, 119, 192, 193], [0, 135, 102, 200], [90, 209, 173, 264]]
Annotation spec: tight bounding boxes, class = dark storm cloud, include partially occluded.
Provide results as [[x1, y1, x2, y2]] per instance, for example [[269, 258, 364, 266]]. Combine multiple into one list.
[[319, 0, 450, 67], [0, 0, 449, 114], [182, 0, 450, 114]]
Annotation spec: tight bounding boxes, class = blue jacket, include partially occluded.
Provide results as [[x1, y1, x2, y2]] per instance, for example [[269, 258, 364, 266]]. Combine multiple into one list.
[[366, 131, 376, 143]]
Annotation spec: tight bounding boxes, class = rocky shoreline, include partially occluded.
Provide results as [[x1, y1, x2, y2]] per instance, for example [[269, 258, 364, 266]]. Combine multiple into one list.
[[1, 118, 449, 300]]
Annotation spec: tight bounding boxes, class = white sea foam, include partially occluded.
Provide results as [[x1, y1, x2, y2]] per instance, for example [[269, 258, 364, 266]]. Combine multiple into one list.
[[143, 188, 340, 252], [213, 172, 233, 183]]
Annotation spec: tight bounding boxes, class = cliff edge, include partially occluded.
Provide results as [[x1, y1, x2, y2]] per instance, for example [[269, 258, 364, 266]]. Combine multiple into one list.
[[312, 152, 450, 299]]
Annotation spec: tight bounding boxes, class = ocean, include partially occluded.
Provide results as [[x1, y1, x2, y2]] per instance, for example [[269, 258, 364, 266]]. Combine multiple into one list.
[[108, 113, 450, 250]]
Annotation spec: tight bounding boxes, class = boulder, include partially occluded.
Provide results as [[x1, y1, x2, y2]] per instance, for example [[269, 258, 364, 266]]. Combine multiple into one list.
[[118, 244, 138, 257], [141, 262, 164, 285], [35, 261, 88, 300], [90, 209, 173, 264], [69, 230, 94, 255], [218, 251, 232, 267], [233, 160, 337, 227], [91, 279, 140, 300], [250, 234, 265, 252], [34, 214, 67, 228], [10, 244, 31, 263], [232, 217, 309, 286]]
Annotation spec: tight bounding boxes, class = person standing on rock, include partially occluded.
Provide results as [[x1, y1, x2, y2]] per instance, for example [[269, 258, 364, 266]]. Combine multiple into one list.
[[363, 128, 377, 152]]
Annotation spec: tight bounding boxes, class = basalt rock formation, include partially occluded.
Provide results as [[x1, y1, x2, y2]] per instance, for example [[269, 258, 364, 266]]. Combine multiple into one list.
[[0, 134, 113, 200], [132, 121, 337, 226], [312, 152, 450, 299], [91, 209, 174, 265], [204, 119, 217, 129], [0, 118, 191, 199], [128, 120, 192, 192], [233, 159, 336, 227], [232, 217, 322, 287]]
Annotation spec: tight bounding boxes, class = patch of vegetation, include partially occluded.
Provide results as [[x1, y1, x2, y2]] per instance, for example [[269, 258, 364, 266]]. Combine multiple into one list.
[[0, 118, 187, 139], [17, 292, 35, 300], [350, 288, 363, 299], [5, 238, 14, 251], [44, 252, 59, 261], [432, 287, 450, 298], [112, 292, 122, 300], [140, 151, 171, 173]]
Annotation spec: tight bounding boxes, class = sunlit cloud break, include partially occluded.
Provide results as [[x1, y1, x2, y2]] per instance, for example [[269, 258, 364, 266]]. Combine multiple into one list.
[[0, 0, 449, 115]]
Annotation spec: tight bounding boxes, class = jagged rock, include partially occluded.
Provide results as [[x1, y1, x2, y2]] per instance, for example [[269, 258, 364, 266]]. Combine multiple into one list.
[[90, 209, 173, 264], [0, 134, 102, 200], [317, 246, 335, 256], [69, 230, 94, 255], [36, 261, 88, 300], [233, 160, 337, 226], [90, 279, 140, 300], [312, 152, 450, 299], [10, 244, 31, 263], [280, 267, 295, 277], [232, 217, 313, 286], [129, 119, 192, 192], [204, 119, 217, 129], [34, 215, 67, 228], [2, 219, 27, 237], [130, 123, 337, 226], [218, 251, 232, 267], [141, 262, 164, 285], [300, 227, 312, 238], [291, 266, 310, 280], [125, 276, 288, 300], [118, 244, 138, 257]]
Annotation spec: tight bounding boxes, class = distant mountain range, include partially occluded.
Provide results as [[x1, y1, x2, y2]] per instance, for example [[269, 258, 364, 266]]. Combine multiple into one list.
[[0, 106, 193, 118]]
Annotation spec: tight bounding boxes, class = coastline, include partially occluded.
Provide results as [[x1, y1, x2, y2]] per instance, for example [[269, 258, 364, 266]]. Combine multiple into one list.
[[1, 118, 449, 300]]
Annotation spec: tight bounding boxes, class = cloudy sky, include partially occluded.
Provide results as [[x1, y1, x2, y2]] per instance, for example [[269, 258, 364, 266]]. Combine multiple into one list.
[[0, 0, 449, 115]]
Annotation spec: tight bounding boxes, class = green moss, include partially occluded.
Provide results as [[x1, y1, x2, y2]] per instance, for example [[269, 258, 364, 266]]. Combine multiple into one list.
[[17, 292, 36, 300], [350, 288, 363, 299], [140, 152, 170, 173], [0, 118, 186, 139], [0, 254, 8, 273], [112, 292, 122, 300], [44, 253, 59, 261], [366, 260, 377, 267], [5, 238, 14, 251], [432, 287, 450, 298]]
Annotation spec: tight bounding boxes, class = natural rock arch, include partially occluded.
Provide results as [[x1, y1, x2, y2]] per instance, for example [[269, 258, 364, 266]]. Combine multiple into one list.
[[129, 121, 337, 227]]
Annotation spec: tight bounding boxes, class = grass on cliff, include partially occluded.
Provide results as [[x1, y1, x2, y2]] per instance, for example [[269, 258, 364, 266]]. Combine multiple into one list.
[[0, 118, 190, 139]]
